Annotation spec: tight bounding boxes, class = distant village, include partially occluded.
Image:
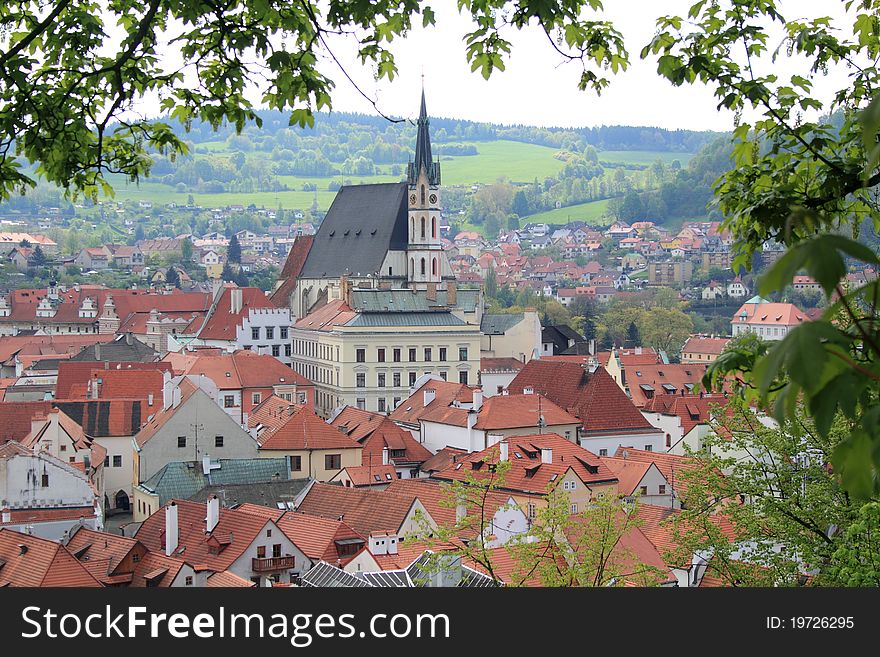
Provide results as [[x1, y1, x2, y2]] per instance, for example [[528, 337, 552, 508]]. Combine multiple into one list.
[[0, 96, 875, 590]]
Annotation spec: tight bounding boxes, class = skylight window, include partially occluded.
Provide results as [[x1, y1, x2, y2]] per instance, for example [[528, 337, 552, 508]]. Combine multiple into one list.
[[514, 452, 523, 459]]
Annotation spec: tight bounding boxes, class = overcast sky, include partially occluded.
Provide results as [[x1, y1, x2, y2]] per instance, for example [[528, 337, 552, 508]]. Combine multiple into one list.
[[305, 0, 854, 131]]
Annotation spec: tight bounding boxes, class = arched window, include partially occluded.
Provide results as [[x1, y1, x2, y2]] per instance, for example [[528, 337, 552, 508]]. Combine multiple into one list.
[[411, 217, 414, 239], [432, 216, 437, 238], [432, 258, 437, 276], [410, 258, 414, 277], [420, 258, 426, 276], [420, 217, 426, 239]]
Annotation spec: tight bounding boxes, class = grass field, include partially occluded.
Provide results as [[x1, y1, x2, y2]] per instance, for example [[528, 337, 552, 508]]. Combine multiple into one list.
[[98, 141, 693, 216], [520, 199, 613, 226]]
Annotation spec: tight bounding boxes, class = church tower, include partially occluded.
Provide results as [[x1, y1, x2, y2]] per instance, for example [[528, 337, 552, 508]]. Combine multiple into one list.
[[406, 88, 443, 288]]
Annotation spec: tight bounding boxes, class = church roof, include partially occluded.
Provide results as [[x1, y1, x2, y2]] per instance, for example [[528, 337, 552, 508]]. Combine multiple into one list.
[[298, 182, 409, 279], [408, 88, 440, 186]]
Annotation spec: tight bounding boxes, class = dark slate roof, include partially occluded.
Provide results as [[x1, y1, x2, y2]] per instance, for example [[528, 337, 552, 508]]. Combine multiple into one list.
[[71, 334, 157, 362], [560, 341, 595, 355], [136, 458, 293, 506], [190, 479, 313, 509], [345, 312, 466, 328], [349, 288, 480, 313], [407, 89, 440, 186], [543, 324, 584, 343], [298, 183, 408, 279], [481, 313, 524, 335]]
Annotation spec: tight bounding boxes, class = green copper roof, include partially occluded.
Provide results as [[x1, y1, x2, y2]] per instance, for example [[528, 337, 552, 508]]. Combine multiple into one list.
[[480, 313, 524, 335], [349, 287, 480, 313], [345, 312, 467, 327]]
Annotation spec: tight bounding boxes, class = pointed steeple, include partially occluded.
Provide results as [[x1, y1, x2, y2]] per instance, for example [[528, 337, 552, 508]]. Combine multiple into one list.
[[408, 87, 440, 186]]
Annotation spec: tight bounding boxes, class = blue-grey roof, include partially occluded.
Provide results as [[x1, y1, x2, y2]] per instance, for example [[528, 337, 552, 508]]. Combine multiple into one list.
[[189, 479, 312, 509], [480, 313, 524, 335], [349, 287, 480, 313], [138, 458, 291, 505], [345, 312, 466, 327], [300, 555, 499, 588], [299, 182, 409, 279]]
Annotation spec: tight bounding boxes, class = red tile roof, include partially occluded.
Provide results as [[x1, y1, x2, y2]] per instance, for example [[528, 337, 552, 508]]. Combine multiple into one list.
[[249, 395, 362, 451], [53, 399, 147, 438], [207, 570, 255, 587], [432, 433, 618, 496], [270, 236, 314, 307], [0, 334, 115, 364], [681, 336, 730, 356], [0, 528, 103, 587], [337, 464, 398, 486], [613, 447, 705, 501], [361, 418, 432, 466], [235, 504, 365, 565], [599, 457, 656, 496], [329, 406, 385, 442], [0, 401, 52, 443], [419, 447, 468, 474], [293, 298, 356, 332], [508, 361, 656, 436], [625, 364, 709, 408], [134, 499, 276, 572], [732, 300, 808, 327], [184, 287, 279, 340], [295, 483, 424, 537], [129, 551, 188, 587], [183, 350, 310, 390], [472, 394, 579, 431], [56, 361, 172, 400], [389, 379, 475, 427], [480, 357, 525, 372], [642, 393, 729, 436]]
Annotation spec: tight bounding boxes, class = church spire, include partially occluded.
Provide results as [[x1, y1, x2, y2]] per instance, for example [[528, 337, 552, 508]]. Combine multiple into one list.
[[408, 87, 440, 186]]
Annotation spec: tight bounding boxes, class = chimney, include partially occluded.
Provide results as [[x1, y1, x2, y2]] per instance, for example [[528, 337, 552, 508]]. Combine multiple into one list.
[[387, 535, 398, 555], [447, 281, 457, 305], [382, 447, 389, 466], [94, 342, 101, 360], [426, 282, 437, 301], [230, 288, 243, 314], [499, 441, 509, 462], [148, 393, 154, 406], [162, 371, 173, 410], [621, 449, 629, 460], [165, 502, 179, 556], [423, 388, 436, 407], [1, 509, 10, 524], [455, 494, 467, 523], [172, 385, 182, 408], [472, 388, 483, 412], [523, 386, 534, 395], [541, 448, 553, 464], [206, 495, 220, 533]]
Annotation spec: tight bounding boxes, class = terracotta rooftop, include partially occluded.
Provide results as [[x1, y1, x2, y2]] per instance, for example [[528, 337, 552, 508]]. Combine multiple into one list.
[[389, 379, 476, 427], [56, 361, 172, 400], [0, 528, 103, 587], [183, 349, 311, 390], [183, 287, 280, 340], [249, 395, 362, 451], [508, 361, 657, 436], [625, 364, 709, 408], [433, 433, 618, 496], [613, 447, 706, 501], [681, 336, 731, 356], [295, 482, 426, 537]]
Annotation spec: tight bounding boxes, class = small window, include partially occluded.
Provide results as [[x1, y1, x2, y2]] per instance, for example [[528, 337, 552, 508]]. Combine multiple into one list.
[[459, 371, 468, 385], [356, 398, 366, 410], [289, 455, 302, 471], [266, 326, 274, 340], [356, 348, 366, 363], [378, 398, 386, 413], [251, 327, 260, 340], [393, 372, 401, 387], [409, 372, 417, 386], [377, 373, 386, 387], [393, 348, 401, 362], [284, 344, 291, 357], [424, 348, 432, 362], [356, 373, 366, 388], [224, 395, 235, 408], [439, 371, 447, 381], [113, 455, 122, 467], [41, 473, 49, 487], [658, 484, 667, 495], [215, 436, 224, 448], [257, 546, 266, 559], [571, 504, 578, 514], [408, 348, 417, 362], [280, 326, 288, 340], [177, 436, 186, 448], [439, 347, 447, 362], [185, 576, 193, 586], [60, 444, 67, 452], [599, 449, 608, 457], [459, 347, 468, 361], [325, 454, 341, 470], [527, 503, 536, 520], [640, 486, 648, 496], [252, 393, 261, 405], [272, 344, 280, 357], [266, 529, 272, 537], [644, 445, 653, 452], [377, 348, 386, 363]]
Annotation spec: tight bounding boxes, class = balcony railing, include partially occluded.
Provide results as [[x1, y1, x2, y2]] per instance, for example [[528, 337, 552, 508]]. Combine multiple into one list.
[[252, 556, 296, 572]]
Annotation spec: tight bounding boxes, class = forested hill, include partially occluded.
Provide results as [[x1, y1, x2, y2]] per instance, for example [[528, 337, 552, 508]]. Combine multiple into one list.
[[163, 109, 721, 154]]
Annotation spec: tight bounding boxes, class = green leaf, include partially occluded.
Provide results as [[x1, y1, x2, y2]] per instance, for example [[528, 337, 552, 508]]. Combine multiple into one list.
[[833, 430, 878, 499]]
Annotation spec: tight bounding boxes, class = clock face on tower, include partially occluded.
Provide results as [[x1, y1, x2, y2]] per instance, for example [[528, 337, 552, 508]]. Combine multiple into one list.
[[429, 193, 437, 204], [410, 194, 417, 204]]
